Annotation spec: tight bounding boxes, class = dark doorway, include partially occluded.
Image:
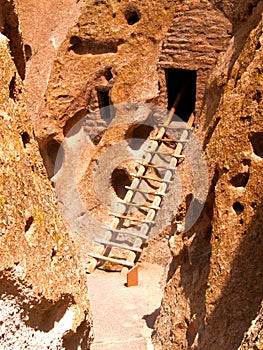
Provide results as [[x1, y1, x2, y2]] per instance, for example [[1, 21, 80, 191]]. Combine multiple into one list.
[[165, 68, 196, 122]]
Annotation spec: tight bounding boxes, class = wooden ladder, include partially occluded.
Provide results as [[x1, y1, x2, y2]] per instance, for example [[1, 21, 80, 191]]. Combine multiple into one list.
[[86, 88, 194, 274]]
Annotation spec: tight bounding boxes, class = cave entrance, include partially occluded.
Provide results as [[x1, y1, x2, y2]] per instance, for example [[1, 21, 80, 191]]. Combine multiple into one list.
[[165, 68, 196, 122], [111, 168, 132, 199]]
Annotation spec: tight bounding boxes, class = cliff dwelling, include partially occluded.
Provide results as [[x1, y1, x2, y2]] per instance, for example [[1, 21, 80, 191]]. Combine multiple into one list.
[[0, 0, 263, 349]]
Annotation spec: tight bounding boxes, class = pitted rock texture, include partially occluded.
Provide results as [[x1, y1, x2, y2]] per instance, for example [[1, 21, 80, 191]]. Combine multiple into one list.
[[11, 1, 263, 348], [153, 7, 263, 350], [238, 302, 263, 350], [0, 33, 92, 349]]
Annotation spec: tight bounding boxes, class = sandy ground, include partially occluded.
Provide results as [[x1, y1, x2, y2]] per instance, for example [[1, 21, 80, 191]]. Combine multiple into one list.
[[87, 262, 164, 349]]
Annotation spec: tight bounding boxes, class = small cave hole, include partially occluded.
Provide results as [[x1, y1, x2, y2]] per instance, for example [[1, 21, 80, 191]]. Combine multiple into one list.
[[111, 168, 132, 199], [126, 124, 154, 150], [40, 139, 64, 179], [104, 67, 113, 81], [233, 202, 244, 215], [25, 216, 34, 232], [69, 36, 121, 55], [250, 132, 263, 158], [230, 172, 249, 187], [165, 68, 196, 122], [124, 5, 141, 25], [68, 36, 83, 53], [21, 132, 30, 148], [24, 44, 32, 61], [242, 158, 251, 166]]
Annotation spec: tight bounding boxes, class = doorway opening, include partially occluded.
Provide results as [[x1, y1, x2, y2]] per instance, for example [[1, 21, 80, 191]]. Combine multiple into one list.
[[165, 68, 196, 122]]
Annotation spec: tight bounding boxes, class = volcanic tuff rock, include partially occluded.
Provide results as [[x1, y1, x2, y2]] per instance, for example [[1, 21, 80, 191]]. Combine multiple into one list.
[[0, 29, 92, 350], [7, 0, 263, 349], [153, 3, 263, 349]]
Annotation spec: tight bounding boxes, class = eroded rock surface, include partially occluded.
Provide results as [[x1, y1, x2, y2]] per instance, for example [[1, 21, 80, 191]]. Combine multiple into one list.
[[153, 4, 263, 350], [9, 0, 263, 349], [0, 28, 92, 350]]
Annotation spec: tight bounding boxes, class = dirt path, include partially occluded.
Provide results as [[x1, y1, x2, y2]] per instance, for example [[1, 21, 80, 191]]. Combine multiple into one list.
[[87, 262, 164, 349]]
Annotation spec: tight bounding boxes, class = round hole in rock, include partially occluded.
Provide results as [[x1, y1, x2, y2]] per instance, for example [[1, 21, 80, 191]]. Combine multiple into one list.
[[126, 124, 154, 150], [233, 201, 244, 215], [124, 5, 141, 25], [250, 132, 263, 158], [111, 168, 132, 199]]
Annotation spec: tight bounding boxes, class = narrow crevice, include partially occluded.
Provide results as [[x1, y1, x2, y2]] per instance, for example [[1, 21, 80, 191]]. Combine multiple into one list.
[[25, 216, 34, 232], [1, 0, 26, 79], [203, 117, 221, 150], [21, 131, 30, 148]]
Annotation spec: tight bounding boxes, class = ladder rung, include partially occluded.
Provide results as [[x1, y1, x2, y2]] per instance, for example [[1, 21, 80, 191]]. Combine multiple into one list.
[[172, 154, 185, 158], [148, 151, 185, 158], [149, 205, 161, 210], [137, 161, 176, 171], [130, 173, 162, 182], [101, 226, 148, 240], [109, 212, 155, 224], [150, 137, 188, 143], [117, 201, 149, 209], [158, 124, 188, 130], [95, 238, 142, 252], [130, 173, 173, 184], [87, 252, 134, 267], [125, 186, 165, 196], [117, 201, 161, 211]]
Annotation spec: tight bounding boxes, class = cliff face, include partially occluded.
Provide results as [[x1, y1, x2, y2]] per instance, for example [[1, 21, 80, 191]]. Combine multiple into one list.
[[4, 0, 263, 349], [0, 13, 92, 350], [153, 2, 263, 349]]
